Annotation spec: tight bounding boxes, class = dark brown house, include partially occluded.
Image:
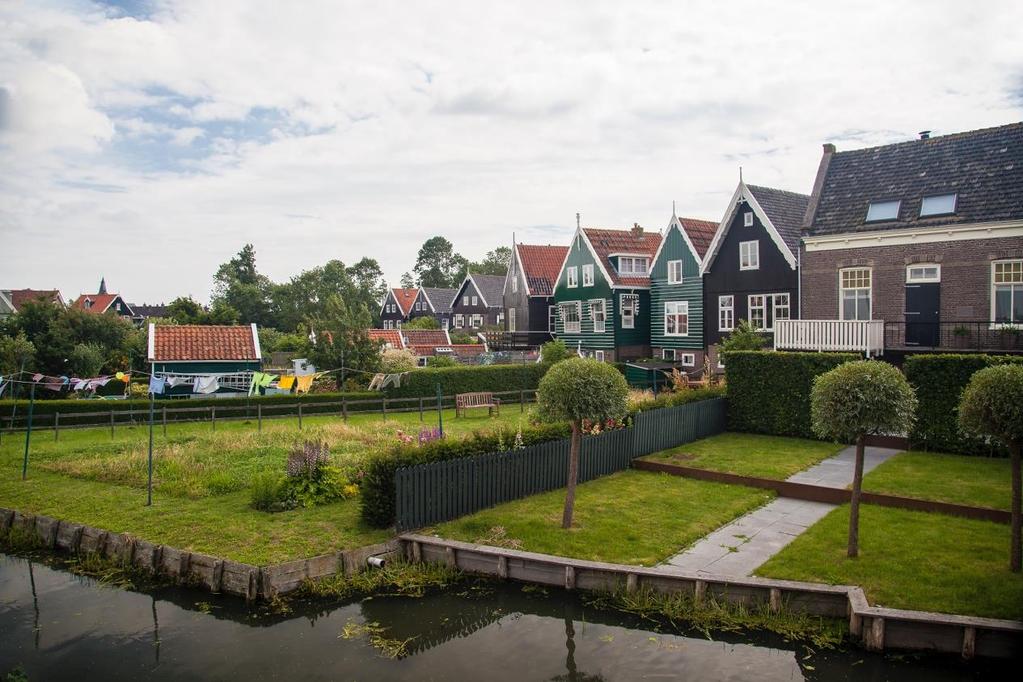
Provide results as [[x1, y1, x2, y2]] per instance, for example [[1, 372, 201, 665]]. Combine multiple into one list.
[[795, 123, 1023, 356], [380, 287, 418, 329], [503, 241, 568, 343], [450, 274, 505, 333]]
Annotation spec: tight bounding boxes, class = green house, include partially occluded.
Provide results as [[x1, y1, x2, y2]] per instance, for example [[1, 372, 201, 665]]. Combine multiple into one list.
[[147, 323, 262, 397], [552, 225, 661, 362], [648, 213, 718, 370]]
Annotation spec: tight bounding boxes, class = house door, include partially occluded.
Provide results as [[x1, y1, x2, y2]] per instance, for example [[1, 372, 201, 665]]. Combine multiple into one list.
[[905, 283, 940, 346]]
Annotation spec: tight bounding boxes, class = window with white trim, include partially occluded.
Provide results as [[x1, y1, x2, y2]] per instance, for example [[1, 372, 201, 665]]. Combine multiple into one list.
[[496, 311, 503, 325], [662, 348, 675, 361], [594, 350, 605, 362], [548, 305, 557, 333], [511, 271, 518, 293], [453, 313, 464, 328], [920, 194, 956, 217], [667, 260, 683, 284], [664, 301, 689, 336], [618, 257, 649, 275], [582, 264, 594, 286], [866, 200, 901, 222], [471, 295, 478, 306], [462, 295, 469, 306], [442, 318, 449, 330], [589, 299, 606, 333], [840, 268, 872, 320], [718, 295, 734, 332], [396, 320, 402, 329], [743, 211, 754, 227], [508, 307, 516, 331], [906, 264, 941, 283], [567, 266, 578, 288], [470, 314, 483, 328], [620, 294, 638, 329], [773, 293, 790, 324], [748, 295, 767, 329], [739, 241, 759, 270], [560, 302, 581, 333], [993, 260, 1023, 324]]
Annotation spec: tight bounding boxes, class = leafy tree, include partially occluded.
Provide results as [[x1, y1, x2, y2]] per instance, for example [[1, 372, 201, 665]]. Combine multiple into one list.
[[719, 320, 767, 358], [536, 358, 629, 528], [400, 272, 415, 288], [413, 236, 467, 288], [540, 339, 572, 364], [305, 295, 380, 389], [168, 296, 239, 325], [0, 332, 36, 375], [810, 361, 917, 558], [404, 315, 440, 330], [211, 244, 275, 327], [68, 342, 105, 378], [449, 331, 477, 345], [379, 348, 418, 373], [347, 257, 387, 306], [958, 364, 1023, 572], [468, 246, 511, 276]]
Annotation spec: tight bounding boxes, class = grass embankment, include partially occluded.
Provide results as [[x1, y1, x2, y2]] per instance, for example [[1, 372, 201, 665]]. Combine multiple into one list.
[[862, 450, 1011, 510], [640, 432, 843, 480], [756, 505, 1023, 620], [0, 409, 524, 565], [432, 470, 773, 565]]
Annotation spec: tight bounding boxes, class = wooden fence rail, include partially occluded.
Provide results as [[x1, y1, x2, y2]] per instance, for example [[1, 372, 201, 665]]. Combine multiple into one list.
[[394, 398, 727, 531]]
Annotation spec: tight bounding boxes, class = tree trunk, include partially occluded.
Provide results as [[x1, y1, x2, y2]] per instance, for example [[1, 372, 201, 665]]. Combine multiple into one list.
[[847, 434, 866, 558], [1011, 440, 1021, 573], [562, 420, 581, 529]]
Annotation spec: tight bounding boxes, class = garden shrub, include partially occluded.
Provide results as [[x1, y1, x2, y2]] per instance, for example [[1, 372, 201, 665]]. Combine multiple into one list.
[[251, 441, 357, 512], [724, 351, 859, 438], [379, 348, 418, 373], [904, 354, 1023, 456], [383, 362, 549, 399], [540, 338, 571, 364], [626, 385, 725, 415], [250, 471, 287, 511]]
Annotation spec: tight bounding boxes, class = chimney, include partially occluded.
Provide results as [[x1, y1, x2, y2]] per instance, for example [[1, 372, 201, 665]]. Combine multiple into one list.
[[919, 130, 931, 140], [631, 223, 643, 237]]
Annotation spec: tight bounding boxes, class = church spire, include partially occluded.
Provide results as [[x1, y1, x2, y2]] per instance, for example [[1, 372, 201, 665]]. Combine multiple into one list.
[[98, 277, 107, 295]]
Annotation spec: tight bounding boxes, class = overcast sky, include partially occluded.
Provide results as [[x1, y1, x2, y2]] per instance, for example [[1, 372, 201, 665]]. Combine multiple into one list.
[[2, 1, 1021, 305]]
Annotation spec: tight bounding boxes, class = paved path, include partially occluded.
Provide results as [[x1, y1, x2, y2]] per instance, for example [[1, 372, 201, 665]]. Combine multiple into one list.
[[659, 445, 901, 576]]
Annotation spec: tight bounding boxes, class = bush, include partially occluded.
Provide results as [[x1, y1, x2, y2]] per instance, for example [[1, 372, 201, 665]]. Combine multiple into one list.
[[540, 339, 571, 364], [404, 316, 440, 330], [383, 363, 549, 399], [724, 351, 860, 438], [426, 355, 458, 368], [250, 471, 287, 512], [904, 354, 1023, 455], [449, 331, 477, 345], [719, 320, 768, 355], [379, 348, 418, 373], [252, 441, 357, 512]]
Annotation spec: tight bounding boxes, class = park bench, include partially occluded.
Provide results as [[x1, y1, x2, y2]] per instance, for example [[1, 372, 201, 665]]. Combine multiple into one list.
[[455, 392, 500, 417]]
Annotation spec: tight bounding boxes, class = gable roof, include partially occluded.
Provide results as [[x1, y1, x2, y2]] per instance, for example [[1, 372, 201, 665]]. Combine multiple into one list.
[[7, 289, 64, 312], [421, 287, 457, 313], [651, 215, 718, 267], [130, 303, 170, 319], [368, 329, 405, 349], [401, 329, 452, 347], [455, 274, 505, 308], [582, 227, 662, 287], [804, 122, 1023, 236], [71, 293, 133, 316], [388, 288, 419, 316], [148, 324, 260, 362], [515, 244, 569, 297]]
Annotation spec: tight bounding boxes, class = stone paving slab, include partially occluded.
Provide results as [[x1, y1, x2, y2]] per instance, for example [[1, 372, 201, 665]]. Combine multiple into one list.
[[659, 445, 900, 576]]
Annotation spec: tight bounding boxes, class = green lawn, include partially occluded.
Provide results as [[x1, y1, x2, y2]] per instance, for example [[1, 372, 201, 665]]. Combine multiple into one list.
[[863, 450, 1011, 510], [0, 408, 526, 564], [431, 470, 773, 566], [756, 505, 1023, 620], [640, 432, 843, 480]]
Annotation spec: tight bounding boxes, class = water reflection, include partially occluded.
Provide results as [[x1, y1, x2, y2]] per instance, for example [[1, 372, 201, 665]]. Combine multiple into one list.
[[0, 554, 1009, 681]]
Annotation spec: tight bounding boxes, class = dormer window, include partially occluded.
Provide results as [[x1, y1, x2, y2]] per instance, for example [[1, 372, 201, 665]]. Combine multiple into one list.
[[618, 257, 648, 275], [920, 193, 957, 217], [743, 211, 754, 227], [84, 299, 92, 309], [865, 200, 901, 222]]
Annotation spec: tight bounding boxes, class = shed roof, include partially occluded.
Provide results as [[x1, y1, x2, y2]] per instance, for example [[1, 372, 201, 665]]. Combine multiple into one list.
[[149, 324, 260, 362]]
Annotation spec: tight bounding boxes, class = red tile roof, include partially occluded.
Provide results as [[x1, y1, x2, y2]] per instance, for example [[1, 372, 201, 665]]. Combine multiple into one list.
[[71, 293, 122, 314], [150, 325, 259, 362], [516, 244, 569, 297], [402, 329, 451, 347], [582, 227, 662, 287], [368, 329, 405, 348], [677, 217, 718, 259], [9, 289, 63, 311], [391, 288, 419, 316]]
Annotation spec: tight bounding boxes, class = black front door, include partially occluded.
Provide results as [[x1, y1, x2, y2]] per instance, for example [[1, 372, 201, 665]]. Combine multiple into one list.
[[905, 283, 940, 346]]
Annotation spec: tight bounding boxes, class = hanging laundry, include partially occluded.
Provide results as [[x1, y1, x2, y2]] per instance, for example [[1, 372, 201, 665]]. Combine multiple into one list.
[[193, 376, 220, 394], [0, 378, 6, 399], [248, 372, 264, 396], [165, 376, 189, 388], [295, 375, 314, 394], [259, 373, 277, 387], [86, 377, 111, 391], [43, 378, 65, 392], [73, 379, 90, 391], [278, 375, 296, 390], [32, 373, 43, 382], [149, 376, 166, 395]]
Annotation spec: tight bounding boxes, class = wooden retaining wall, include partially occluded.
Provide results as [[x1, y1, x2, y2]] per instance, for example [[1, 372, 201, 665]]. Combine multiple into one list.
[[0, 507, 399, 600], [399, 534, 1023, 660]]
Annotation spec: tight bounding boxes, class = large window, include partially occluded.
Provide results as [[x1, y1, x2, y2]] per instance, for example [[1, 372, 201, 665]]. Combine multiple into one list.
[[620, 294, 638, 329], [567, 267, 578, 288], [840, 268, 872, 320], [582, 264, 594, 286], [993, 260, 1023, 325], [667, 260, 683, 284], [739, 241, 759, 270], [664, 301, 689, 336], [560, 302, 581, 333], [618, 257, 649, 275], [718, 295, 734, 332], [748, 295, 767, 329], [589, 299, 606, 333]]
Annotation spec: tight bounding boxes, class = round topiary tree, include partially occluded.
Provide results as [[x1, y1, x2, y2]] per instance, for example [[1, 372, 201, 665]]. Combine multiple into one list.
[[536, 357, 629, 528], [810, 360, 917, 558], [958, 364, 1023, 572]]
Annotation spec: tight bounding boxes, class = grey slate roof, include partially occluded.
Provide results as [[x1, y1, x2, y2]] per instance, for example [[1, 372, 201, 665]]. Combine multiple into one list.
[[422, 287, 457, 313], [746, 184, 810, 254], [805, 122, 1023, 236], [469, 274, 506, 308]]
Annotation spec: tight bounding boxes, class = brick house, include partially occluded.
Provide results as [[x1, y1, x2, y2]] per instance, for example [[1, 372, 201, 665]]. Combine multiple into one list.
[[795, 123, 1023, 356]]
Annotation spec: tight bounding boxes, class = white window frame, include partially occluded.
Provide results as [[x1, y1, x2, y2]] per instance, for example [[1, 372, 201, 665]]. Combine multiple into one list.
[[664, 301, 689, 336], [866, 200, 901, 222], [561, 301, 582, 333], [839, 267, 872, 321], [920, 194, 957, 217], [594, 350, 605, 362], [748, 295, 767, 329], [470, 314, 483, 328], [453, 313, 464, 328], [567, 266, 578, 288], [471, 295, 478, 306], [667, 260, 683, 284], [662, 348, 676, 361], [582, 264, 594, 286], [548, 305, 557, 333], [620, 294, 638, 329], [739, 241, 760, 270], [618, 257, 649, 275], [743, 211, 754, 227], [589, 299, 606, 333], [772, 293, 790, 326], [718, 295, 734, 332], [496, 311, 503, 325], [462, 295, 469, 306], [396, 320, 402, 329], [511, 271, 518, 293], [679, 353, 696, 367], [442, 318, 449, 330], [906, 264, 941, 283], [508, 307, 516, 332], [992, 259, 1023, 327]]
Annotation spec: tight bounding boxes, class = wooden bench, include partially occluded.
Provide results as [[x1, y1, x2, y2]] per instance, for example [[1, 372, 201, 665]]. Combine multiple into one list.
[[455, 392, 500, 418]]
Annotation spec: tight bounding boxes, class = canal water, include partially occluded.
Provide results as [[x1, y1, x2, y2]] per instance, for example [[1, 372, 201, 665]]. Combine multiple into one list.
[[0, 554, 1010, 681]]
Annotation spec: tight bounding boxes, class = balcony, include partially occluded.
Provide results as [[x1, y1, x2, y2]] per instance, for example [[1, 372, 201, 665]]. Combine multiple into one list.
[[883, 321, 1023, 354], [773, 320, 885, 356]]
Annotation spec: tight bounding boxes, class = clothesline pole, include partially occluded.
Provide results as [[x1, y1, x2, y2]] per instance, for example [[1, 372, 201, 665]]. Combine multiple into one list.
[[162, 406, 167, 437], [21, 382, 35, 480], [110, 410, 115, 439], [298, 403, 303, 430], [257, 404, 262, 432], [147, 384, 155, 507], [436, 382, 444, 438], [54, 412, 60, 441]]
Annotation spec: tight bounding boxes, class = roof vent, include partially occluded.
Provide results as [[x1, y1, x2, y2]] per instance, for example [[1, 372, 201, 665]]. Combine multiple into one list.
[[919, 130, 931, 140], [631, 223, 643, 236]]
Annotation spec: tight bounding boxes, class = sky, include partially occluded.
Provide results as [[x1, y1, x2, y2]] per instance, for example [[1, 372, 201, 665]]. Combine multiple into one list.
[[1, 0, 1021, 305]]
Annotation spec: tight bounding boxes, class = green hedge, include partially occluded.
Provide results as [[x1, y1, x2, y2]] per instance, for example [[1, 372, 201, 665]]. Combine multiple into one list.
[[383, 362, 550, 399], [723, 351, 860, 438], [359, 421, 572, 527], [903, 354, 1023, 456]]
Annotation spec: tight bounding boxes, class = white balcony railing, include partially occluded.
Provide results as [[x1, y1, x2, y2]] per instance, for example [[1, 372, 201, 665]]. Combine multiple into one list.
[[773, 320, 885, 357]]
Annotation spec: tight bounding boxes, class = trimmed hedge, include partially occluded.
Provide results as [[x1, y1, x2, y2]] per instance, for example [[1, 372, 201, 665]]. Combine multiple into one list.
[[904, 354, 1023, 456], [383, 362, 550, 399], [724, 351, 860, 438], [360, 421, 572, 527]]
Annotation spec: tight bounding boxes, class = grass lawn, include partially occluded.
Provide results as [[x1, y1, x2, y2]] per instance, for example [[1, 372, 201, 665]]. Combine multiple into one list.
[[430, 470, 774, 566], [863, 450, 1011, 510], [639, 432, 843, 480], [0, 408, 526, 564], [756, 505, 1023, 620]]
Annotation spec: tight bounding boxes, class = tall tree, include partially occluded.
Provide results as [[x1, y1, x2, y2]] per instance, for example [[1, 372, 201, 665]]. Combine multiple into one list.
[[348, 257, 387, 305], [305, 295, 380, 389], [211, 244, 275, 327], [469, 246, 512, 276], [413, 236, 466, 288], [400, 272, 415, 288]]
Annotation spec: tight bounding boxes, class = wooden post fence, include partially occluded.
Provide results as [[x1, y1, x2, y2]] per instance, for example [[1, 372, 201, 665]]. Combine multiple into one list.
[[257, 404, 262, 432], [54, 412, 60, 441], [110, 410, 115, 439], [298, 403, 303, 430]]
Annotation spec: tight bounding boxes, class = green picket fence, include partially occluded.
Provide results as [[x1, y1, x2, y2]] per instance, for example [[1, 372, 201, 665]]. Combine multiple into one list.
[[395, 398, 727, 531]]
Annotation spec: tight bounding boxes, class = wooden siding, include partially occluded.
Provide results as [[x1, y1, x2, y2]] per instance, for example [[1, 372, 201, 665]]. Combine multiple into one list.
[[553, 233, 614, 351], [650, 224, 704, 352]]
